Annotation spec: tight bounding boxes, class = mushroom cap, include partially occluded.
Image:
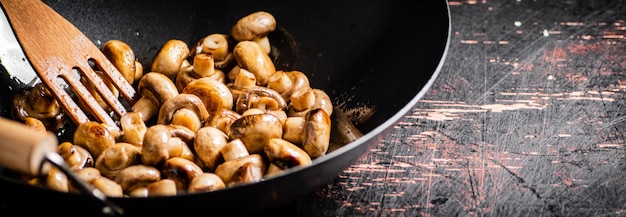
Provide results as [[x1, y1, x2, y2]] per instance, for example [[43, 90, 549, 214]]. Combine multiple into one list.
[[57, 142, 93, 170], [114, 165, 161, 193], [204, 108, 242, 134], [120, 112, 147, 146], [73, 121, 116, 158], [188, 173, 225, 193], [142, 124, 195, 166], [181, 77, 233, 113], [231, 11, 276, 41], [101, 39, 137, 84], [158, 93, 210, 127], [132, 72, 179, 122], [233, 41, 276, 86], [214, 154, 266, 186], [264, 138, 312, 169], [136, 72, 179, 107], [161, 157, 204, 191], [235, 86, 287, 113], [151, 39, 191, 78], [302, 108, 332, 158], [228, 113, 283, 154], [95, 142, 142, 179], [194, 126, 228, 171]]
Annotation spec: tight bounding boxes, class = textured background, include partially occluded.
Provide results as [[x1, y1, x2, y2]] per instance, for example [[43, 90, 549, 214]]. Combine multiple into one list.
[[272, 0, 626, 216]]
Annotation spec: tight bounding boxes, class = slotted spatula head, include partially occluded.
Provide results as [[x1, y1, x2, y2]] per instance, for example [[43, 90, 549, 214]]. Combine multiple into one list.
[[0, 0, 137, 131]]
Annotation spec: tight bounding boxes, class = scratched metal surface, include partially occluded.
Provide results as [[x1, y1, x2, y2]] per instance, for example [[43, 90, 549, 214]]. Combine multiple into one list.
[[267, 0, 626, 216]]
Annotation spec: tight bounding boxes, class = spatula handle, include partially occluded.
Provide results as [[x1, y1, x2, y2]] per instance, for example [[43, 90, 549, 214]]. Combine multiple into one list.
[[0, 117, 58, 176]]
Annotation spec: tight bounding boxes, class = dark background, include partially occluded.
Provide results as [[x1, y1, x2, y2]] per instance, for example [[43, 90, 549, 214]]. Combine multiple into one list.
[[271, 0, 626, 216]]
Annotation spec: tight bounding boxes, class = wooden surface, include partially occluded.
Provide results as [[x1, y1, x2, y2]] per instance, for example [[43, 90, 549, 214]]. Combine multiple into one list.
[[270, 0, 626, 216]]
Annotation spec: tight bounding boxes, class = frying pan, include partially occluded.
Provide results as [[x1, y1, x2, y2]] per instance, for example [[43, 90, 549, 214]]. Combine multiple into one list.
[[0, 0, 451, 216]]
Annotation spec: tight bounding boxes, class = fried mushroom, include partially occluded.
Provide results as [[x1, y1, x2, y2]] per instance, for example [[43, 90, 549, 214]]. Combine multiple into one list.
[[101, 39, 143, 85], [114, 164, 161, 194], [288, 88, 333, 117], [194, 126, 228, 171], [228, 113, 283, 154], [141, 124, 195, 166], [176, 53, 226, 91], [11, 82, 67, 131], [57, 142, 93, 170], [188, 173, 225, 193], [264, 138, 312, 170], [120, 112, 147, 147], [132, 72, 179, 122], [181, 77, 233, 114], [282, 108, 332, 159], [204, 108, 241, 135], [160, 157, 203, 191], [233, 41, 275, 86], [158, 93, 210, 132], [231, 11, 276, 54], [73, 121, 116, 158], [214, 154, 266, 187], [235, 86, 287, 114], [95, 142, 142, 179], [151, 39, 191, 79]]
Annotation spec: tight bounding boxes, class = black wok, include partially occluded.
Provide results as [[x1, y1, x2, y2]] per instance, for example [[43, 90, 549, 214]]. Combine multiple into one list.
[[0, 0, 450, 216]]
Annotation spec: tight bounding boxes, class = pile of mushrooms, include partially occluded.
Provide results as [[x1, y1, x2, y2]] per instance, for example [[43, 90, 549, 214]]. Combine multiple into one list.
[[16, 11, 334, 197]]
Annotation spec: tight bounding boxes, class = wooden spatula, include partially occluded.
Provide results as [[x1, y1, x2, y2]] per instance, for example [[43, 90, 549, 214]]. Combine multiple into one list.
[[0, 0, 137, 131]]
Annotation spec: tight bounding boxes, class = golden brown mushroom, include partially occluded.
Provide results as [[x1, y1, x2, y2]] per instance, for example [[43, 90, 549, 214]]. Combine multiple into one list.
[[158, 93, 210, 132], [11, 82, 67, 131], [141, 124, 195, 166], [234, 86, 287, 114], [264, 138, 312, 170], [267, 70, 310, 102], [204, 108, 241, 135], [147, 179, 177, 197], [95, 142, 142, 179], [45, 166, 69, 192], [151, 39, 191, 79], [282, 108, 331, 159], [101, 39, 143, 85], [231, 11, 276, 54], [228, 113, 283, 154], [91, 175, 124, 197], [194, 126, 228, 171], [57, 142, 93, 170], [176, 53, 226, 91], [193, 33, 235, 70], [233, 41, 276, 86], [74, 168, 124, 197], [120, 112, 147, 147], [114, 164, 161, 194], [160, 157, 204, 191], [181, 77, 233, 114], [188, 173, 225, 193], [288, 88, 333, 117], [227, 67, 257, 99], [128, 187, 149, 198], [73, 121, 116, 158], [132, 72, 179, 122], [214, 154, 266, 187], [23, 117, 47, 132], [240, 108, 287, 126], [264, 163, 284, 179], [220, 139, 249, 162]]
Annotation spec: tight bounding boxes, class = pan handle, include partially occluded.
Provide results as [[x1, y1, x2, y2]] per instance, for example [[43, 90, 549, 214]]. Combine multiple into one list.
[[0, 117, 124, 216], [0, 116, 57, 175]]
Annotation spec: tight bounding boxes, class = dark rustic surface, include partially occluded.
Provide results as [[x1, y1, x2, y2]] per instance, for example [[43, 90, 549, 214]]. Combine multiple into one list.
[[268, 0, 626, 216]]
